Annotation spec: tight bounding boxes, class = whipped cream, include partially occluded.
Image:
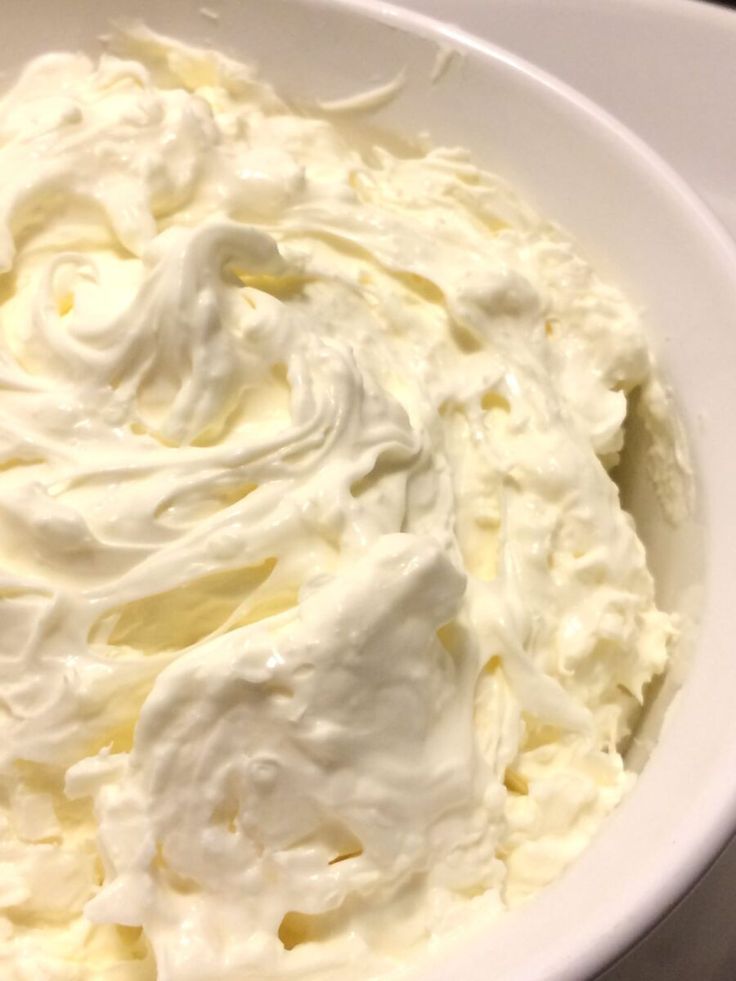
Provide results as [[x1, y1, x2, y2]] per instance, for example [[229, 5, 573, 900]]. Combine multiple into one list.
[[0, 28, 674, 981]]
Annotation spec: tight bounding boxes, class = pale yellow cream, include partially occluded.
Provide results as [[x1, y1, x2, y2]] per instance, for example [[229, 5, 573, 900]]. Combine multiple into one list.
[[0, 28, 674, 981]]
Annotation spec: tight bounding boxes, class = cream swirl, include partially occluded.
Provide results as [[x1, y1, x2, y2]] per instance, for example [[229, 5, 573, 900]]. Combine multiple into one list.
[[0, 28, 673, 981]]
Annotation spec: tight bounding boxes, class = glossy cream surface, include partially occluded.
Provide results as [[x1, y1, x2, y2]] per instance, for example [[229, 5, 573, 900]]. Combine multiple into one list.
[[0, 28, 674, 981]]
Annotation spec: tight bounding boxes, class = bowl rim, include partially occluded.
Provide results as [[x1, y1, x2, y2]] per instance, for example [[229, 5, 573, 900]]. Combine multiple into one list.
[[290, 0, 736, 976]]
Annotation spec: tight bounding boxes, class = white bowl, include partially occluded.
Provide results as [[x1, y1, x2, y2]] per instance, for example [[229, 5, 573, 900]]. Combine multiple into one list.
[[4, 1, 736, 978]]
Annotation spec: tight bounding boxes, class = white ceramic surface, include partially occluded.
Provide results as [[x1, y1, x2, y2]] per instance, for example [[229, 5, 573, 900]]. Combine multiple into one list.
[[383, 2, 736, 977], [389, 6, 736, 976], [393, 0, 736, 241], [3, 2, 736, 979]]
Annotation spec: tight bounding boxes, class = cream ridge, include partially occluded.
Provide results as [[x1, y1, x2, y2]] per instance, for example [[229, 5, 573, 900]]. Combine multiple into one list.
[[0, 27, 674, 981]]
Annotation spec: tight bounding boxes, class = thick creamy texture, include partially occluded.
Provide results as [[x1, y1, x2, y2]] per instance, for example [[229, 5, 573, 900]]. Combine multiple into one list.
[[0, 29, 675, 981]]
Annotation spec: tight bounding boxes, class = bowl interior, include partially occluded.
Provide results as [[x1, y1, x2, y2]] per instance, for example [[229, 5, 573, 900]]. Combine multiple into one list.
[[3, 1, 736, 979]]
